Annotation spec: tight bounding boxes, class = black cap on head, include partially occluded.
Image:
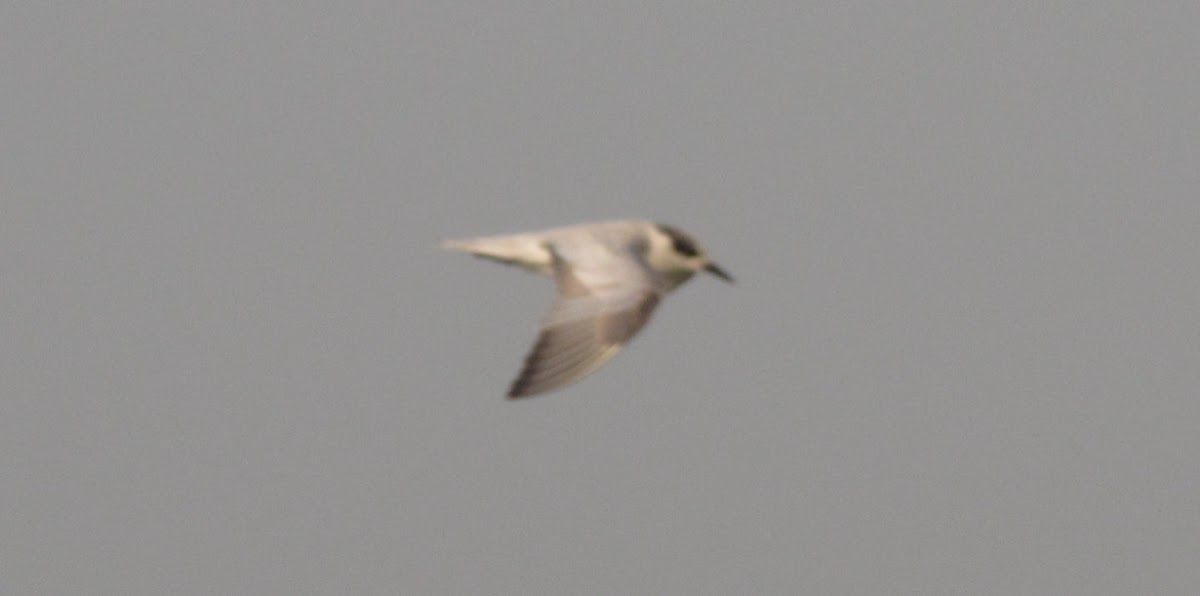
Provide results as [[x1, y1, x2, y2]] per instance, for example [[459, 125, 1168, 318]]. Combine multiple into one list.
[[656, 223, 733, 283], [655, 223, 700, 258]]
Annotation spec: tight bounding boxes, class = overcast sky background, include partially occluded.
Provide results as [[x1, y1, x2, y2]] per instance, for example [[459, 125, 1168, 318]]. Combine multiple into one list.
[[3, 3, 1198, 594]]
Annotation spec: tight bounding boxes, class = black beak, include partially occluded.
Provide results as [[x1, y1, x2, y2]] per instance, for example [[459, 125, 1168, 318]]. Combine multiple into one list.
[[704, 261, 734, 283]]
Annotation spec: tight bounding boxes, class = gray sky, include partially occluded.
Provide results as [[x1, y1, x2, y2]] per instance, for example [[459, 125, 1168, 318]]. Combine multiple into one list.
[[3, 3, 1198, 594]]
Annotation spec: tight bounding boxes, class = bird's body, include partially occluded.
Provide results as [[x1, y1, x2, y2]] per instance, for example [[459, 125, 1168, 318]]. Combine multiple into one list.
[[443, 220, 731, 399]]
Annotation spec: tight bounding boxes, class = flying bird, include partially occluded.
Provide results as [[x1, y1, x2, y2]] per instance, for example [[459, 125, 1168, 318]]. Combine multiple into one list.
[[443, 220, 732, 398]]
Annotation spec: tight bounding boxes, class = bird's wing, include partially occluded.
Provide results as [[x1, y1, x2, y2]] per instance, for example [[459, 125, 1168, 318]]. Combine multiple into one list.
[[507, 243, 662, 398]]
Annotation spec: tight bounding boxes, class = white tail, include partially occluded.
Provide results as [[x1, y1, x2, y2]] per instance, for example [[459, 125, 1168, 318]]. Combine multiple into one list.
[[441, 233, 553, 274]]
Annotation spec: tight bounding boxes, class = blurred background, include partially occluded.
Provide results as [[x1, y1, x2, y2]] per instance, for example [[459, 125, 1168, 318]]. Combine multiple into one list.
[[3, 3, 1197, 594]]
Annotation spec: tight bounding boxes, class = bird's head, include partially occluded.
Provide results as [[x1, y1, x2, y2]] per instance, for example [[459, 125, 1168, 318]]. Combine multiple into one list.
[[645, 223, 734, 288]]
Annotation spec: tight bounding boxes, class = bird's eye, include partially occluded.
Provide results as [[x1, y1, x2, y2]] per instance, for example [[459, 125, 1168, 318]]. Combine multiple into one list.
[[672, 236, 698, 257]]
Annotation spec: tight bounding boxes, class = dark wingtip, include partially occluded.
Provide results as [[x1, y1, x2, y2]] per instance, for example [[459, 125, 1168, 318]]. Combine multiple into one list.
[[507, 380, 551, 399], [504, 333, 552, 399], [506, 372, 534, 399]]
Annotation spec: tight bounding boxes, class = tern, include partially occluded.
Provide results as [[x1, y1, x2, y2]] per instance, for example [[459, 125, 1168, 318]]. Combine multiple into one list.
[[443, 220, 732, 399]]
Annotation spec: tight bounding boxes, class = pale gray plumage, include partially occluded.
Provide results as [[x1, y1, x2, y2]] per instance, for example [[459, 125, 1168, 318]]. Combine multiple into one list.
[[443, 220, 732, 398]]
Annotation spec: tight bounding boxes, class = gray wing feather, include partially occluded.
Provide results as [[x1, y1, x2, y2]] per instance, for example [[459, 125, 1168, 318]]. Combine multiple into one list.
[[507, 293, 659, 398], [507, 243, 662, 398]]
